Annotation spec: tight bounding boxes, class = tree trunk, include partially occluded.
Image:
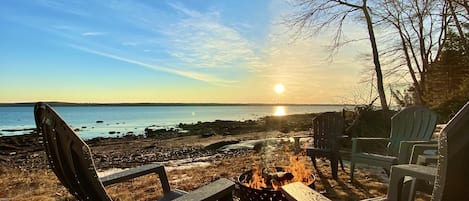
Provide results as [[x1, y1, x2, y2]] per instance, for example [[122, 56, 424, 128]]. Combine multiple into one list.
[[362, 3, 389, 112], [448, 1, 469, 59], [399, 30, 424, 104]]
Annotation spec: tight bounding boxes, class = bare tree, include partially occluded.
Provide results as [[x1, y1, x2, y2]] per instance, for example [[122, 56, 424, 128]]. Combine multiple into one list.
[[448, 0, 469, 16], [287, 0, 389, 112], [447, 0, 469, 57], [373, 0, 450, 104]]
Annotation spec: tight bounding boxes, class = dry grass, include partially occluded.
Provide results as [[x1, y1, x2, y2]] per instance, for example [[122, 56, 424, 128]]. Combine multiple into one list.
[[0, 134, 432, 201], [1, 148, 392, 201], [0, 167, 70, 201]]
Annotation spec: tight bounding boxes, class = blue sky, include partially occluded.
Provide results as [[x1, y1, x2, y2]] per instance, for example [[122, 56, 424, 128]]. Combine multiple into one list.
[[0, 0, 371, 104]]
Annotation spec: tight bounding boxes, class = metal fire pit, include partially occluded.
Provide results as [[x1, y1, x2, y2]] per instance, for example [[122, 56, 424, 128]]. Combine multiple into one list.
[[236, 167, 315, 201]]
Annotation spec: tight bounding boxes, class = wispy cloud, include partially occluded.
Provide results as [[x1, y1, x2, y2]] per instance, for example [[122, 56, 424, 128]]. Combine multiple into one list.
[[81, 32, 107, 36], [37, 0, 89, 17], [68, 44, 237, 85], [165, 2, 258, 69], [168, 2, 203, 18]]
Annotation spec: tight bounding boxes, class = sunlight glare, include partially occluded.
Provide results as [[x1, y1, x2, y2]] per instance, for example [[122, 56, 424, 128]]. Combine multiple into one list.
[[273, 106, 286, 116], [274, 83, 285, 94]]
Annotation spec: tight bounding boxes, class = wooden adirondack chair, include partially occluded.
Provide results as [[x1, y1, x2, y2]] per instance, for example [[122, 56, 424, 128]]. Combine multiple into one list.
[[305, 112, 345, 179], [34, 102, 235, 201], [281, 102, 469, 201], [350, 105, 437, 181]]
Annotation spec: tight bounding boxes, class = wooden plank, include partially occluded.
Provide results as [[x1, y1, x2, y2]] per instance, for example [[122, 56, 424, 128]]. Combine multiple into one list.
[[281, 182, 331, 201], [100, 163, 166, 187], [173, 178, 235, 201]]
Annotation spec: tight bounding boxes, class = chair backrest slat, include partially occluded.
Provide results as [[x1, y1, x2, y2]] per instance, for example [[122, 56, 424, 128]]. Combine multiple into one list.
[[34, 103, 112, 201], [388, 105, 437, 156], [312, 112, 344, 150], [432, 102, 469, 201]]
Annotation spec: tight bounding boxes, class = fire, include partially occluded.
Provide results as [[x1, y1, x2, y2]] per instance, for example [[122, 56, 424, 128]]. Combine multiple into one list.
[[242, 151, 313, 190], [248, 168, 268, 190]]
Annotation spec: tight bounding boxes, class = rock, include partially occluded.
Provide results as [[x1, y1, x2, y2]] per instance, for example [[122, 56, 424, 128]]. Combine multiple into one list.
[[1, 128, 35, 132], [145, 127, 178, 138], [109, 131, 116, 134], [201, 132, 215, 138], [204, 140, 240, 150], [144, 144, 156, 149], [74, 128, 80, 132], [253, 141, 265, 153]]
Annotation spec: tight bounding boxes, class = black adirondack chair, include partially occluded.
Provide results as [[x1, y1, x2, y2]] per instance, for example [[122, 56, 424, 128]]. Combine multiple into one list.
[[305, 112, 345, 180], [34, 102, 235, 201]]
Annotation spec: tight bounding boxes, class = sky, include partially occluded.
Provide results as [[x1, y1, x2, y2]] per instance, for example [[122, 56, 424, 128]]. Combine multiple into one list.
[[0, 0, 372, 104]]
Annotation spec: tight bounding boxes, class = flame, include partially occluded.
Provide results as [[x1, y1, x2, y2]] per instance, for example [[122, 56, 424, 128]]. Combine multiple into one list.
[[243, 151, 313, 190], [248, 167, 268, 190], [285, 152, 313, 184]]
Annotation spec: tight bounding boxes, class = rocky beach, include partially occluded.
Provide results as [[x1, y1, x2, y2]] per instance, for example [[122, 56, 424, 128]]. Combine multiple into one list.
[[0, 111, 406, 200]]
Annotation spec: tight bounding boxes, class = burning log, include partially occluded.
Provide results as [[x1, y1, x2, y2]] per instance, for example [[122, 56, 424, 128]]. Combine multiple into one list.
[[237, 149, 315, 200], [238, 167, 315, 201], [241, 167, 312, 191]]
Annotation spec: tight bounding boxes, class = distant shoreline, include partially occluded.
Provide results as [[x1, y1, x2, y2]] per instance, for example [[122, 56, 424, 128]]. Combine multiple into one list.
[[0, 102, 357, 107]]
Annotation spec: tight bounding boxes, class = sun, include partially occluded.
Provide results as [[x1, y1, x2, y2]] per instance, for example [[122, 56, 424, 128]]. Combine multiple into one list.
[[274, 83, 285, 94]]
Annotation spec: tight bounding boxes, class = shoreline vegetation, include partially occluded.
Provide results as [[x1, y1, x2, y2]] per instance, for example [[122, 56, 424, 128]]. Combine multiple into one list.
[[0, 108, 407, 201]]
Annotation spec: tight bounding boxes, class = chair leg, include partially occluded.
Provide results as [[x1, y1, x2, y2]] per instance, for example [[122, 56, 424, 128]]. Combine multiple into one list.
[[388, 168, 405, 201], [339, 155, 345, 171], [311, 155, 318, 170], [350, 161, 355, 182], [331, 154, 339, 180], [401, 177, 417, 201]]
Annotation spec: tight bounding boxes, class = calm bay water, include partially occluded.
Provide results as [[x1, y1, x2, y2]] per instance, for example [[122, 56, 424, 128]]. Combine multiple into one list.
[[0, 105, 350, 139]]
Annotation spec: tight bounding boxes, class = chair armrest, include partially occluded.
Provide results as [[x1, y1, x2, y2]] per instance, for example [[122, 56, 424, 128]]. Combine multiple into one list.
[[398, 140, 437, 164], [337, 135, 349, 139], [351, 137, 389, 154], [173, 178, 235, 201], [409, 143, 438, 164], [417, 155, 438, 166], [100, 163, 171, 193], [281, 182, 331, 201]]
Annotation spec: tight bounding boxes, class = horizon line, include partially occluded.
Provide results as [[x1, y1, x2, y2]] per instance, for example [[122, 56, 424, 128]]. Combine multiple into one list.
[[0, 101, 358, 107]]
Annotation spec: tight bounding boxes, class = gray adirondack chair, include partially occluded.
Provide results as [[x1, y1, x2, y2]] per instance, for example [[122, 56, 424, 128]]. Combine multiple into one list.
[[350, 105, 437, 181], [362, 101, 469, 201], [305, 112, 345, 179], [34, 102, 235, 201], [281, 102, 469, 201]]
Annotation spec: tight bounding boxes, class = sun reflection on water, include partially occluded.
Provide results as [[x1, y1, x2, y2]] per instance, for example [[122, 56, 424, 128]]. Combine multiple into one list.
[[273, 106, 286, 116]]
